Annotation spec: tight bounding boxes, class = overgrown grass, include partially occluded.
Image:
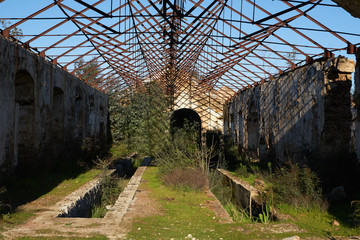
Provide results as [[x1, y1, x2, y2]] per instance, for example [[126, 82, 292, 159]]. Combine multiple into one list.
[[127, 167, 360, 239], [277, 203, 360, 238], [127, 167, 318, 239], [90, 157, 129, 218]]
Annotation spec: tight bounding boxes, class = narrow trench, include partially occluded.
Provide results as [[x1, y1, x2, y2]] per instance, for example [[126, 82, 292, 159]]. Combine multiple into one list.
[[57, 154, 143, 219]]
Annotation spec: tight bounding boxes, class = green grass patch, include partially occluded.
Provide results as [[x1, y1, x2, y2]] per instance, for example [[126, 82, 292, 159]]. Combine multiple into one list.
[[37, 168, 102, 206], [277, 203, 360, 238], [1, 211, 35, 225], [126, 167, 360, 239], [127, 167, 289, 239], [228, 170, 258, 186]]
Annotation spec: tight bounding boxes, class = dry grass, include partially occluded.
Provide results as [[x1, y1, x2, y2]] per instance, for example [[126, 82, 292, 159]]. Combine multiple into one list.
[[162, 168, 208, 191]]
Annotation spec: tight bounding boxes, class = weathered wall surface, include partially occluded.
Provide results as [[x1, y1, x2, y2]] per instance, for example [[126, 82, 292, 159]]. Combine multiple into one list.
[[332, 0, 360, 19], [0, 36, 108, 175], [224, 57, 355, 164], [174, 80, 224, 131], [353, 51, 360, 160]]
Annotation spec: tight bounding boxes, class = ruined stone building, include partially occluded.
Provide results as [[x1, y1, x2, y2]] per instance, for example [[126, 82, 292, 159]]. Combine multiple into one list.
[[224, 56, 359, 164], [0, 36, 108, 176], [0, 0, 360, 174]]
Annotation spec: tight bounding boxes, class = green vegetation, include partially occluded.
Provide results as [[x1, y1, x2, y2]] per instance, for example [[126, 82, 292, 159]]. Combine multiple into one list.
[[351, 200, 360, 226], [90, 157, 128, 218], [108, 82, 170, 157], [277, 203, 360, 238], [127, 167, 255, 239], [74, 58, 102, 84], [0, 19, 23, 40], [127, 167, 360, 239]]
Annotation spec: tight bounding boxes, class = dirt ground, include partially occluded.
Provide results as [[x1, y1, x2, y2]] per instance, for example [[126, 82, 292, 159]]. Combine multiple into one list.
[[1, 178, 161, 240]]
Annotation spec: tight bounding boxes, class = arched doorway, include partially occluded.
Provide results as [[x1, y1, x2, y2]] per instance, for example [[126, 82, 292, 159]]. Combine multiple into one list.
[[14, 70, 35, 171], [170, 108, 202, 143]]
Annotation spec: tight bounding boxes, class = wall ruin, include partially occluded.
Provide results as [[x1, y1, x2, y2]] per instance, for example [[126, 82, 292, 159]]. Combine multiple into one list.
[[0, 36, 108, 176], [224, 57, 356, 164]]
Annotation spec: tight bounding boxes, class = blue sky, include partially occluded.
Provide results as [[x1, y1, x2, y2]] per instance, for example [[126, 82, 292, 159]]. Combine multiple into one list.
[[0, 0, 359, 90]]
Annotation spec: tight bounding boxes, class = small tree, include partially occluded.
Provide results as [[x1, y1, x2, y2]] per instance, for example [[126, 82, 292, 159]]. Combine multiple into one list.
[[75, 58, 101, 84], [0, 19, 23, 41], [108, 82, 170, 156]]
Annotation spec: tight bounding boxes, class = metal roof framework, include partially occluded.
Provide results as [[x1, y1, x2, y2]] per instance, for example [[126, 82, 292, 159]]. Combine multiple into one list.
[[0, 0, 359, 112]]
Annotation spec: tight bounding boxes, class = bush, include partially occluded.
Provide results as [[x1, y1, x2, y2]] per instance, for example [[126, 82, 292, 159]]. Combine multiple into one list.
[[273, 163, 323, 208], [108, 82, 170, 157], [155, 121, 217, 176], [91, 156, 127, 218], [162, 168, 208, 191]]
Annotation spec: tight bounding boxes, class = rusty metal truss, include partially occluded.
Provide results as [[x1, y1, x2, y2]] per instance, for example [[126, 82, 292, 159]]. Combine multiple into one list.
[[0, 0, 359, 108]]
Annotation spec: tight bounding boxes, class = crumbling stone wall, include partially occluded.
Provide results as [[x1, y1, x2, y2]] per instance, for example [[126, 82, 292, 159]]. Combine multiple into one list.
[[0, 36, 108, 176], [353, 50, 360, 161], [224, 57, 355, 164]]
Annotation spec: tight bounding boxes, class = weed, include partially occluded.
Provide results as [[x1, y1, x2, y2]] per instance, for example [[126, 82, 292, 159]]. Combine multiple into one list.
[[109, 142, 131, 159], [224, 201, 251, 223], [91, 156, 127, 218], [258, 200, 271, 224], [234, 163, 249, 178], [91, 205, 108, 218], [273, 163, 323, 208]]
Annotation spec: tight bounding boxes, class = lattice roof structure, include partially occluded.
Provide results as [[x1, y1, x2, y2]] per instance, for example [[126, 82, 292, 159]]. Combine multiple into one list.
[[1, 0, 359, 106]]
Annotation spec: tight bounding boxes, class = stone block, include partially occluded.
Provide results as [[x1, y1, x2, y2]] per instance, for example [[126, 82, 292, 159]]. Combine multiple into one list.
[[336, 58, 355, 73]]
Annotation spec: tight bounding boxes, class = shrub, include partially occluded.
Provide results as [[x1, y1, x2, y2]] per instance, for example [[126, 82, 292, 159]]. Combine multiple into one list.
[[108, 82, 170, 157], [162, 168, 208, 191], [155, 121, 217, 176], [273, 163, 323, 208], [235, 163, 249, 178], [91, 156, 127, 218]]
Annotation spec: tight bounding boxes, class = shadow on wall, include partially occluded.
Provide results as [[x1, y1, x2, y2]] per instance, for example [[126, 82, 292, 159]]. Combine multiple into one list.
[[14, 70, 35, 174], [224, 57, 360, 196]]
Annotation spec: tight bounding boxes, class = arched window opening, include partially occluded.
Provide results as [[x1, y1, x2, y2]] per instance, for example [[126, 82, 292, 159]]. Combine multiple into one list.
[[14, 70, 35, 170], [247, 103, 259, 151], [52, 87, 64, 141]]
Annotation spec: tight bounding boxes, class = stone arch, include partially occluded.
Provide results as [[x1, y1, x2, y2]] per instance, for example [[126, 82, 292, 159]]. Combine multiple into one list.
[[170, 108, 202, 142], [14, 70, 35, 170]]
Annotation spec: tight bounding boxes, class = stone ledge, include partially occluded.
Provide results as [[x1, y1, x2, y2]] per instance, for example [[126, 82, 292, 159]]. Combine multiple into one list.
[[217, 168, 263, 216], [104, 157, 152, 221]]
